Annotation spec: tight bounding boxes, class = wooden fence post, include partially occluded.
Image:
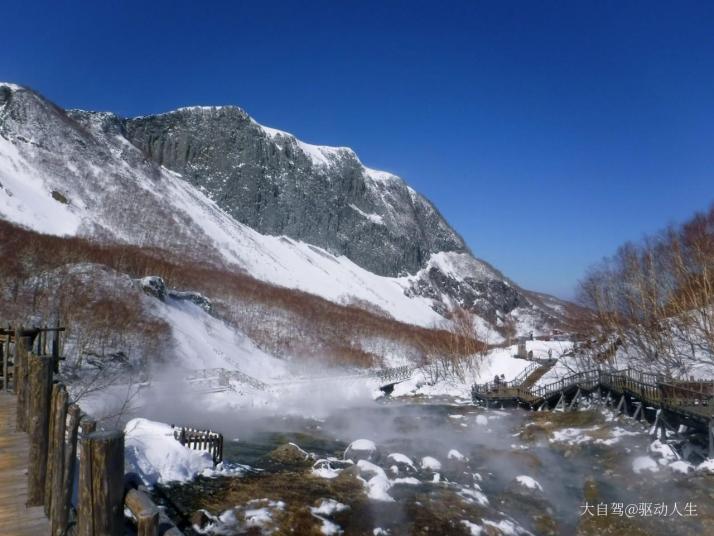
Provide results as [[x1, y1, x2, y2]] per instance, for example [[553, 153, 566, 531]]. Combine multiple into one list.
[[16, 328, 30, 431], [44, 383, 63, 515], [47, 385, 68, 518], [77, 418, 97, 536], [125, 488, 159, 536], [52, 326, 60, 373], [54, 404, 81, 536], [1, 338, 6, 391], [79, 430, 125, 536], [4, 331, 10, 392], [27, 354, 53, 506]]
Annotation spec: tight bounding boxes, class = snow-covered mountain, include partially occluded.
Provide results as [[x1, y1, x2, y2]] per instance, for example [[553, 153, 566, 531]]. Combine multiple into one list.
[[0, 82, 566, 336]]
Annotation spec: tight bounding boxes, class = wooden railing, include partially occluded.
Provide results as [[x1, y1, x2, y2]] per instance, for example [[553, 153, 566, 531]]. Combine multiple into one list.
[[471, 361, 541, 397], [374, 365, 413, 384], [472, 364, 714, 418], [172, 426, 224, 465], [185, 367, 268, 391], [527, 369, 601, 400], [2, 324, 185, 535]]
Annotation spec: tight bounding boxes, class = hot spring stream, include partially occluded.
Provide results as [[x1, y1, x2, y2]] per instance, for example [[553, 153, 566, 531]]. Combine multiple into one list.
[[154, 397, 714, 535]]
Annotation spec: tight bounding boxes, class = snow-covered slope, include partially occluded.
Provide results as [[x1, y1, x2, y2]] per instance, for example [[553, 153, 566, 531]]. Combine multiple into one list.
[[0, 82, 566, 334]]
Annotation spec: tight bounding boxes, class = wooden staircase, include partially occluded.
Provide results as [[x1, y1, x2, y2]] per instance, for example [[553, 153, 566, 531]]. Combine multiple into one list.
[[519, 361, 555, 390]]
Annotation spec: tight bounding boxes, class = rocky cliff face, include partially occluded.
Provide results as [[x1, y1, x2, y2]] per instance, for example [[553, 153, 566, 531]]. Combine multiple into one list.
[[0, 82, 568, 336], [123, 108, 467, 277]]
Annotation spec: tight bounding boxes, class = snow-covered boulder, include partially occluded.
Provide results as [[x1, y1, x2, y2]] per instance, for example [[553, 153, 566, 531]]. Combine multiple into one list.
[[447, 449, 467, 461], [312, 458, 353, 479], [386, 452, 416, 474], [420, 456, 442, 471], [344, 439, 380, 462]]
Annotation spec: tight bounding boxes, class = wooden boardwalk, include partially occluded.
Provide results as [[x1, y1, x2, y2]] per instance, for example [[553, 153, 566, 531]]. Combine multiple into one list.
[[0, 392, 50, 536]]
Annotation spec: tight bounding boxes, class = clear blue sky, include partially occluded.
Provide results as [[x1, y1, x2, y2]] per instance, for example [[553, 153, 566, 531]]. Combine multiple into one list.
[[3, 1, 713, 299]]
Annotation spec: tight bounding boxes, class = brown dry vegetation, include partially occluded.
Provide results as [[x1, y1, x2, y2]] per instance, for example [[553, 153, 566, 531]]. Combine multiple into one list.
[[0, 219, 485, 369], [571, 204, 714, 374]]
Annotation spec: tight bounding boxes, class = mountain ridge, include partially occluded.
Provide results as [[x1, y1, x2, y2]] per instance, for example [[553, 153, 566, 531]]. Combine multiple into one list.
[[0, 82, 568, 337]]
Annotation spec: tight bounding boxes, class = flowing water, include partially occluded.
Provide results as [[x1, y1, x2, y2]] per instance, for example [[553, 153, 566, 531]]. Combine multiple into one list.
[[158, 396, 714, 535]]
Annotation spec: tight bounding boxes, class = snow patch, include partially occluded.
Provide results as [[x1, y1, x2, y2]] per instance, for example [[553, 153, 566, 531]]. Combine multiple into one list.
[[632, 456, 660, 474], [356, 460, 393, 502], [515, 475, 543, 491], [349, 203, 384, 225], [124, 418, 214, 485]]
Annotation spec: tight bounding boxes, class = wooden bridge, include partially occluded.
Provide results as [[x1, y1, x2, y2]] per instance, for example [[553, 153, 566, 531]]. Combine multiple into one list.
[[1, 325, 185, 535], [0, 392, 51, 535], [472, 366, 714, 457]]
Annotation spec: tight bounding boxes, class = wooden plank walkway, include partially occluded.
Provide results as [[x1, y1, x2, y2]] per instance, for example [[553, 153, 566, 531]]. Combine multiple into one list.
[[0, 392, 51, 536]]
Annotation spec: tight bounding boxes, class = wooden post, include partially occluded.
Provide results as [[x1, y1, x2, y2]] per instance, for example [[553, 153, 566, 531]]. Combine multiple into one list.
[[77, 418, 97, 536], [650, 408, 661, 437], [125, 488, 159, 536], [54, 404, 81, 536], [616, 394, 625, 414], [555, 392, 566, 412], [15, 328, 29, 431], [45, 384, 63, 515], [51, 326, 60, 373], [3, 332, 9, 392], [80, 430, 124, 536], [27, 354, 53, 506], [658, 411, 669, 440], [47, 385, 68, 519], [1, 339, 5, 391], [633, 402, 642, 421], [568, 388, 581, 411], [708, 419, 714, 460]]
